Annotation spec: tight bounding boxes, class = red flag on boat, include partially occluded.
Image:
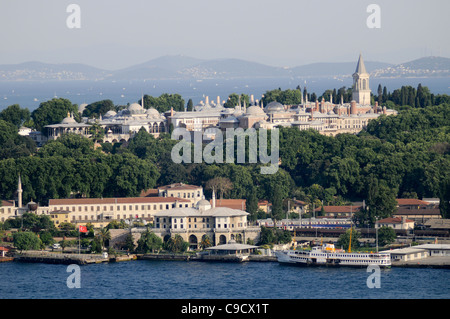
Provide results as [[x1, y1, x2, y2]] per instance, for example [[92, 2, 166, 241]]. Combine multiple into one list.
[[79, 225, 88, 233]]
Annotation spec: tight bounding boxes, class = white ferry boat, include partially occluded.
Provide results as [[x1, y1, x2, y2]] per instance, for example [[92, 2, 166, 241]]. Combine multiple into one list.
[[275, 243, 391, 267]]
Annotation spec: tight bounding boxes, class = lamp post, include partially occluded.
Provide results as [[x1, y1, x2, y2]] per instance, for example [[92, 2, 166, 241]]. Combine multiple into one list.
[[375, 216, 379, 253]]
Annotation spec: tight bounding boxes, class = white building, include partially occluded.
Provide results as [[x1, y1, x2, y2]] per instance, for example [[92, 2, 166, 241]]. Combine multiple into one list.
[[153, 192, 260, 249]]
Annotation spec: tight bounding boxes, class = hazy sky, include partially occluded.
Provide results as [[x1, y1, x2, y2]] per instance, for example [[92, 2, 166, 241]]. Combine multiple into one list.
[[1, 0, 449, 70]]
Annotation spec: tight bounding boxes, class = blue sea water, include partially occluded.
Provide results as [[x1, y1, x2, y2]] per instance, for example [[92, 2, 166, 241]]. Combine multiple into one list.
[[0, 77, 448, 112], [0, 260, 448, 299]]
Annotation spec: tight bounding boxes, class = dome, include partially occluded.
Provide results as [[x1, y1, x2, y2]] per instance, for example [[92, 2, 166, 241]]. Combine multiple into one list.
[[128, 103, 144, 114], [104, 110, 117, 118], [146, 107, 160, 118], [196, 199, 212, 211], [246, 105, 266, 116], [265, 101, 285, 113], [78, 103, 88, 114], [27, 200, 38, 211], [61, 113, 77, 124]]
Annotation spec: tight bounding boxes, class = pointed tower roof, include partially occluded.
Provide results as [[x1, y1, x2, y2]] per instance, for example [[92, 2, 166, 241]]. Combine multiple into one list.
[[355, 53, 368, 74]]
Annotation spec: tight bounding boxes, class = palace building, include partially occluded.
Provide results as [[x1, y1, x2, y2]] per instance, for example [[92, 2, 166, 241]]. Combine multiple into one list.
[[30, 54, 397, 143], [152, 190, 260, 249]]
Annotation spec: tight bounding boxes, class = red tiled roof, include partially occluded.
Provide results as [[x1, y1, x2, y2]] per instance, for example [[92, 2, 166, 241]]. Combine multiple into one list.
[[157, 183, 201, 191], [315, 206, 362, 213], [211, 199, 246, 210], [395, 208, 441, 216], [378, 217, 414, 224], [140, 189, 159, 197], [396, 198, 430, 206], [49, 197, 190, 206], [1, 200, 14, 207]]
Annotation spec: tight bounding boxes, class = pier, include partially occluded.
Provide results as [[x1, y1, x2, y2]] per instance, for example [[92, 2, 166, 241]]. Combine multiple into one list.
[[13, 251, 109, 265]]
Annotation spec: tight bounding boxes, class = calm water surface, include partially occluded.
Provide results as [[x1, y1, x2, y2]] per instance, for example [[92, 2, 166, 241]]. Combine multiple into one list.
[[0, 260, 448, 299]]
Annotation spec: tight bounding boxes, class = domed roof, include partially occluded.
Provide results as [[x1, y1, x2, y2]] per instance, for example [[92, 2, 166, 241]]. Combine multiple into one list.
[[246, 105, 266, 116], [128, 103, 144, 114], [27, 200, 38, 211], [104, 110, 117, 118], [196, 199, 212, 211], [146, 107, 160, 117], [61, 113, 77, 124], [78, 103, 88, 113], [265, 101, 285, 113]]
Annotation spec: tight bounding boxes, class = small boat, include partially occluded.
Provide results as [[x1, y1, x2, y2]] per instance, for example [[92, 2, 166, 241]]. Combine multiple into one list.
[[275, 243, 391, 268]]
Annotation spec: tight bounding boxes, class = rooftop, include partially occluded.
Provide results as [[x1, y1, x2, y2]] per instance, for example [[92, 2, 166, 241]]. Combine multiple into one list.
[[49, 197, 191, 206], [396, 198, 431, 206], [378, 217, 414, 224], [153, 206, 248, 217]]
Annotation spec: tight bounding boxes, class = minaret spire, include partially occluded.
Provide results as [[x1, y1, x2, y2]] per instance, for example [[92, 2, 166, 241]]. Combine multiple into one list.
[[17, 174, 23, 208]]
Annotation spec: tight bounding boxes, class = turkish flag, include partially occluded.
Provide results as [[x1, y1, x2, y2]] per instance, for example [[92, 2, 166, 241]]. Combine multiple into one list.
[[79, 225, 88, 233]]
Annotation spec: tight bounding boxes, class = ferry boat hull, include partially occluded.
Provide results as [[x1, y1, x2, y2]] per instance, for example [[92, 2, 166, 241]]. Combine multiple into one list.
[[275, 244, 391, 268]]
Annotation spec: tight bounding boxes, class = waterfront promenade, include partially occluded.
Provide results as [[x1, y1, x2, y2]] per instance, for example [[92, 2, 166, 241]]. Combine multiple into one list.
[[7, 250, 449, 268]]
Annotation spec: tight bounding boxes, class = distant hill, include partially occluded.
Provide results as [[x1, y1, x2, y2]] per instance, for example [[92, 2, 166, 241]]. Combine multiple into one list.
[[178, 58, 289, 79], [372, 56, 450, 78], [290, 61, 392, 77], [0, 55, 448, 81], [0, 61, 111, 81]]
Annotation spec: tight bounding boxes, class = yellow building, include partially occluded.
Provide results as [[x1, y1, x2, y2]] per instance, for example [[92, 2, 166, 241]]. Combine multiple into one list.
[[49, 210, 71, 226]]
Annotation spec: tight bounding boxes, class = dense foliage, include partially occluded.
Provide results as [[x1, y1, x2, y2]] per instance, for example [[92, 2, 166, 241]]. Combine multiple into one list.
[[0, 86, 448, 224]]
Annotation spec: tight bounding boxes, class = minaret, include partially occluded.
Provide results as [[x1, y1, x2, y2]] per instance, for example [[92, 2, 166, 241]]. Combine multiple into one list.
[[352, 53, 371, 105], [17, 174, 23, 208]]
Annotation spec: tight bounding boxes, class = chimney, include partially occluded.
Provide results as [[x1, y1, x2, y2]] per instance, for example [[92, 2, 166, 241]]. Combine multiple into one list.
[[375, 101, 378, 113], [205, 96, 209, 105], [351, 100, 357, 115], [212, 188, 216, 208]]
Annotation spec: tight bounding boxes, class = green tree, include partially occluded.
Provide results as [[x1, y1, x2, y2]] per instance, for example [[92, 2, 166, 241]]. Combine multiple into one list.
[[124, 233, 136, 252], [271, 187, 284, 220], [13, 231, 42, 251], [164, 235, 189, 253], [187, 99, 194, 111], [0, 104, 31, 128], [141, 93, 185, 113], [31, 98, 80, 133], [377, 226, 396, 247], [438, 176, 450, 219], [82, 99, 115, 118], [223, 93, 250, 108], [336, 229, 361, 251], [246, 187, 259, 218], [200, 235, 212, 249], [96, 227, 111, 250], [136, 229, 163, 253], [88, 123, 105, 143], [365, 175, 397, 219]]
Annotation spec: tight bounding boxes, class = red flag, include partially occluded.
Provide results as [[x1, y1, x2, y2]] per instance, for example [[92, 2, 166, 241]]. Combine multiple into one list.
[[79, 225, 88, 233]]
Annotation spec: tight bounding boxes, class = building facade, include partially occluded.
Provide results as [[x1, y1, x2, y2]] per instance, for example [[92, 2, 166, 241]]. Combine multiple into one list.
[[30, 54, 398, 146], [153, 195, 260, 248]]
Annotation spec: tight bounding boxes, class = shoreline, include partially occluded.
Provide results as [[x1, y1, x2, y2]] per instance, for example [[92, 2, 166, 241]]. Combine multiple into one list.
[[6, 251, 449, 268]]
